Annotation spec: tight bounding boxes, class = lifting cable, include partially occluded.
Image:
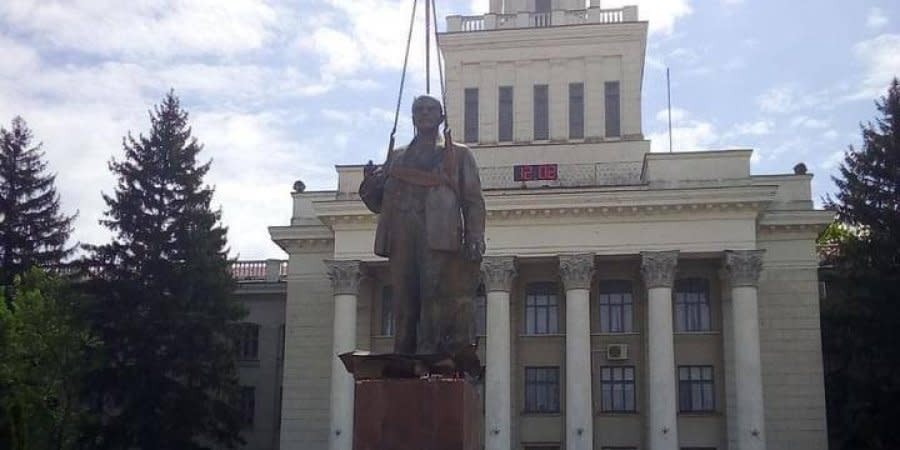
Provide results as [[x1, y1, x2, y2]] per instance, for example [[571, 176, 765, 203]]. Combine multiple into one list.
[[385, 0, 450, 164]]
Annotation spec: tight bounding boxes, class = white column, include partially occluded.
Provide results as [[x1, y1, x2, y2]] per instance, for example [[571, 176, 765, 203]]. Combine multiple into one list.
[[481, 256, 518, 450], [560, 254, 595, 450], [325, 260, 362, 450], [641, 251, 680, 450], [724, 250, 767, 450]]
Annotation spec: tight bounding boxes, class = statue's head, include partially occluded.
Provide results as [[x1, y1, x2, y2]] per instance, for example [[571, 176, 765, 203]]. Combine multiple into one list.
[[411, 95, 444, 133]]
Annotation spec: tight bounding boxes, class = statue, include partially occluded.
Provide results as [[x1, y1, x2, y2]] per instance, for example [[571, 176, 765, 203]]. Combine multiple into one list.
[[359, 95, 485, 359]]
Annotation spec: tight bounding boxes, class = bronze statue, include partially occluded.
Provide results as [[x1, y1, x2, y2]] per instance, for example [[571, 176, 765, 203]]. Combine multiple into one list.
[[359, 95, 485, 358]]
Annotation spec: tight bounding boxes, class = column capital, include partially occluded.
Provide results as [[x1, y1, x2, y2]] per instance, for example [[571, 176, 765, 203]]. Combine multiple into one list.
[[641, 250, 679, 289], [325, 260, 362, 296], [481, 256, 518, 292], [559, 254, 595, 291], [724, 250, 765, 287]]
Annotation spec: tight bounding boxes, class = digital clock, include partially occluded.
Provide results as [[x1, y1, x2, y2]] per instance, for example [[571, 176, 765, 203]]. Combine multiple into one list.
[[513, 164, 558, 182]]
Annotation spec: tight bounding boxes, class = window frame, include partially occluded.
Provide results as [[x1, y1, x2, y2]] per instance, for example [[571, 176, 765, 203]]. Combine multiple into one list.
[[240, 386, 256, 428], [498, 86, 514, 142], [599, 366, 637, 413], [678, 365, 715, 413], [237, 322, 260, 361], [524, 366, 561, 414], [674, 278, 712, 332], [605, 80, 621, 138], [524, 282, 560, 335], [598, 280, 634, 333], [569, 82, 585, 140], [464, 88, 479, 144], [533, 84, 550, 141]]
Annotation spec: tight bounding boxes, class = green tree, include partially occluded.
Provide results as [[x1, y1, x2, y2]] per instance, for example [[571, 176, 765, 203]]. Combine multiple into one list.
[[0, 117, 75, 287], [823, 78, 900, 450], [0, 268, 97, 450], [83, 91, 245, 449]]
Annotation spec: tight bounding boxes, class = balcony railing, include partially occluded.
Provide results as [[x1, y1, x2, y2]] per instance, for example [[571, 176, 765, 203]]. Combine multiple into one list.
[[231, 260, 288, 282], [447, 6, 637, 33]]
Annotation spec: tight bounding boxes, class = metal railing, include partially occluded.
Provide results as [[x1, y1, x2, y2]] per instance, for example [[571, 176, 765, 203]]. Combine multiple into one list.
[[447, 6, 636, 32]]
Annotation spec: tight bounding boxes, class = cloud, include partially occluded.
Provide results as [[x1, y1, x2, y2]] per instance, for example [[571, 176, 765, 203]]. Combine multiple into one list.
[[655, 107, 690, 123], [867, 7, 888, 29], [727, 120, 775, 137], [851, 33, 900, 100], [790, 116, 829, 129], [0, 0, 278, 59], [602, 0, 693, 35], [649, 108, 719, 152]]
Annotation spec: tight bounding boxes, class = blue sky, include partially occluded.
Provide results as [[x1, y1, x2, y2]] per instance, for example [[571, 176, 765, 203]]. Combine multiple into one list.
[[0, 0, 897, 259]]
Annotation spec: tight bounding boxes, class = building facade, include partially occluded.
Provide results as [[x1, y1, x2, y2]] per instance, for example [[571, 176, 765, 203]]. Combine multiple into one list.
[[241, 2, 832, 450]]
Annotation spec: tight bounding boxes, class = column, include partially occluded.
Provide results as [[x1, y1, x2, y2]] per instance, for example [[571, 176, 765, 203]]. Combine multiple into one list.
[[481, 256, 518, 450], [559, 254, 595, 450], [640, 251, 680, 450], [724, 250, 767, 450], [325, 260, 362, 450]]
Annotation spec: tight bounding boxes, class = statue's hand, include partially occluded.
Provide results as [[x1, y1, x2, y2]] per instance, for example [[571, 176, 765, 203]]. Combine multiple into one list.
[[465, 237, 486, 262]]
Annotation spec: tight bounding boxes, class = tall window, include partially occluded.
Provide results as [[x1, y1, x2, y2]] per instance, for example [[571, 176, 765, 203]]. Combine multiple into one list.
[[380, 286, 394, 336], [464, 88, 479, 143], [674, 278, 711, 332], [605, 81, 621, 137], [525, 282, 559, 335], [678, 366, 715, 412], [534, 84, 549, 140], [524, 367, 560, 413], [598, 280, 634, 333], [475, 285, 487, 336], [600, 366, 636, 412], [498, 86, 514, 142], [526, 447, 560, 450], [569, 82, 584, 139], [237, 323, 260, 360], [240, 386, 256, 428]]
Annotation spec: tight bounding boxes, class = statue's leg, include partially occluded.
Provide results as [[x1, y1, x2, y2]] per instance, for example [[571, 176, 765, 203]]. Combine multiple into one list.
[[391, 213, 421, 355], [437, 257, 478, 355], [416, 245, 443, 355]]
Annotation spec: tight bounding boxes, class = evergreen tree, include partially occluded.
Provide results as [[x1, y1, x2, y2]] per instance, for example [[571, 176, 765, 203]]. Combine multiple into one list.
[[0, 117, 74, 287], [823, 78, 900, 450], [84, 91, 245, 449]]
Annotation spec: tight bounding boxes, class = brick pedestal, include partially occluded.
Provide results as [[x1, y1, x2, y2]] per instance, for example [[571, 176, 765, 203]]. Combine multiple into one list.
[[353, 378, 482, 450]]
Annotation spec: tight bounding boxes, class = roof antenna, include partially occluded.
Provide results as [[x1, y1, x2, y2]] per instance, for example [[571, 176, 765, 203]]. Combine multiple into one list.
[[667, 67, 673, 153]]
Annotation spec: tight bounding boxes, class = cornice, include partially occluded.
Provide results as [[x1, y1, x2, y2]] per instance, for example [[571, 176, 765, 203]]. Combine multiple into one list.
[[757, 210, 834, 233], [269, 225, 334, 253]]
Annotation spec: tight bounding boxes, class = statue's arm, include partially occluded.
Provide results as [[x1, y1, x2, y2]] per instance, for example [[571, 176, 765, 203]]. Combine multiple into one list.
[[359, 161, 388, 214], [458, 146, 486, 259]]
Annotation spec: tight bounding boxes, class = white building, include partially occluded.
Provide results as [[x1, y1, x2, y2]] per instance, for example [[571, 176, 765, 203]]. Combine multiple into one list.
[[250, 2, 832, 450]]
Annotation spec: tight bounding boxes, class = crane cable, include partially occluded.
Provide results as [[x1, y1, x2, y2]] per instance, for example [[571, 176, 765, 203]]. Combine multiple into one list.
[[386, 0, 419, 164]]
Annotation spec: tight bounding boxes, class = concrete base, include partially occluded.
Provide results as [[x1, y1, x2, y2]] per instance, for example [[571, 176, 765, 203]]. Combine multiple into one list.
[[354, 378, 482, 450]]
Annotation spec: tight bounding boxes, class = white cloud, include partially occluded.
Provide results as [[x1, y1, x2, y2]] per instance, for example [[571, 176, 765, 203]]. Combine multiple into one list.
[[823, 130, 839, 140], [0, 0, 278, 59], [649, 108, 719, 152], [0, 34, 39, 76], [728, 120, 775, 136], [790, 116, 829, 129], [821, 149, 846, 170], [655, 107, 690, 123], [602, 0, 693, 35], [851, 33, 900, 100], [722, 0, 744, 6], [867, 7, 888, 29]]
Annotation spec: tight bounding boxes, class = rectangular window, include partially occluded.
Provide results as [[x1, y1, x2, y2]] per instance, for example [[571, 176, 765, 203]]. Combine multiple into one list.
[[534, 84, 549, 140], [240, 386, 256, 428], [498, 86, 514, 142], [524, 367, 560, 413], [600, 366, 636, 412], [475, 285, 487, 336], [598, 280, 634, 333], [380, 286, 394, 336], [674, 278, 712, 332], [678, 366, 715, 412], [569, 82, 584, 139], [464, 88, 479, 143], [237, 323, 259, 360], [525, 282, 559, 335], [605, 81, 621, 137]]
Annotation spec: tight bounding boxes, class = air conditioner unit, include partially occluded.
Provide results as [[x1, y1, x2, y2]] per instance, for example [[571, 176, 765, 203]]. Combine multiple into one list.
[[606, 344, 629, 361]]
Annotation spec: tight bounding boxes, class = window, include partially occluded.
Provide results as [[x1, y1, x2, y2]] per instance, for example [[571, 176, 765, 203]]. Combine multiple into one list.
[[464, 88, 479, 143], [569, 82, 584, 139], [380, 286, 394, 336], [237, 323, 260, 360], [526, 446, 560, 450], [678, 366, 715, 412], [278, 324, 285, 360], [674, 278, 711, 332], [598, 280, 634, 333], [535, 0, 551, 13], [475, 285, 487, 336], [600, 366, 636, 412], [525, 282, 559, 335], [534, 84, 549, 140], [240, 386, 256, 428], [605, 81, 621, 138], [524, 367, 560, 413], [498, 86, 514, 142], [602, 447, 638, 450]]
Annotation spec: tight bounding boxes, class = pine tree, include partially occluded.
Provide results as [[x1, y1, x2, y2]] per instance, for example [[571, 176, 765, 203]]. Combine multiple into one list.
[[0, 117, 74, 287], [84, 91, 246, 449], [823, 78, 900, 450]]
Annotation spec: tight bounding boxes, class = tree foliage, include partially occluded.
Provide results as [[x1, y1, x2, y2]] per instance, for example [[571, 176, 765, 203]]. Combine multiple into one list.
[[822, 78, 900, 450], [83, 91, 245, 449], [0, 268, 97, 450], [0, 117, 75, 287]]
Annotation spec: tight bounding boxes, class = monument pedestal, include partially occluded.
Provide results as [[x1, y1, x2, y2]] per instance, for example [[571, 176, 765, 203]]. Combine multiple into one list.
[[353, 378, 482, 450]]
